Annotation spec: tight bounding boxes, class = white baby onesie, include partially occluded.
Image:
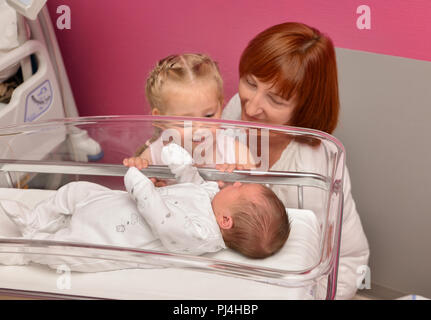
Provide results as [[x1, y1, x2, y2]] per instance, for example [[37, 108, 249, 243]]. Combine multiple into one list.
[[1, 144, 226, 270]]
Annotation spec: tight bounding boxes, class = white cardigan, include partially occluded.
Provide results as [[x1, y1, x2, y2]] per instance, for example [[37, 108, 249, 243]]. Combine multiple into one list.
[[222, 93, 370, 299]]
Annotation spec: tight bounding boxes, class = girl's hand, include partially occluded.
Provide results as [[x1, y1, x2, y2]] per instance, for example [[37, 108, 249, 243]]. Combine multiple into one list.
[[123, 157, 167, 187], [123, 157, 149, 170]]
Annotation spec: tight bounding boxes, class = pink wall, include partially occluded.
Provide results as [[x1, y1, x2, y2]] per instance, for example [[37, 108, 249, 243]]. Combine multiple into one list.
[[46, 0, 431, 117]]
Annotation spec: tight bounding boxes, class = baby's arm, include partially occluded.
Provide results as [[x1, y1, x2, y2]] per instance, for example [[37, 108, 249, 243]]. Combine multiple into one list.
[[157, 211, 225, 255], [124, 167, 170, 237], [161, 143, 205, 185], [161, 143, 219, 199], [124, 167, 222, 254]]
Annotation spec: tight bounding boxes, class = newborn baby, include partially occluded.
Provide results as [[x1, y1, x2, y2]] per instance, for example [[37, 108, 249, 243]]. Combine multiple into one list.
[[2, 144, 290, 261]]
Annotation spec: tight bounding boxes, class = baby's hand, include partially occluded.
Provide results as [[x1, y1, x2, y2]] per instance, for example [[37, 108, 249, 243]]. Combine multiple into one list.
[[123, 157, 149, 170], [161, 143, 193, 166], [217, 180, 227, 189], [152, 179, 168, 187]]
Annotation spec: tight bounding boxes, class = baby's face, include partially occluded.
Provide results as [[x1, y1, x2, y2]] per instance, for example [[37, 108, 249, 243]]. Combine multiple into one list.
[[212, 182, 263, 217]]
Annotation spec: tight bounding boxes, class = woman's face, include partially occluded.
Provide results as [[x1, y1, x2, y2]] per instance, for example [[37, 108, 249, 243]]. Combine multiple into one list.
[[238, 75, 297, 126]]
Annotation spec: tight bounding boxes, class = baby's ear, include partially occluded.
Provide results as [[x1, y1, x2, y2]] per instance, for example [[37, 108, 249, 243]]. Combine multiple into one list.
[[218, 215, 233, 230]]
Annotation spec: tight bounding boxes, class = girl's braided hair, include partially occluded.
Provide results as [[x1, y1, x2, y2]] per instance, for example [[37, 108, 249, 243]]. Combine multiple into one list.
[[135, 53, 224, 156]]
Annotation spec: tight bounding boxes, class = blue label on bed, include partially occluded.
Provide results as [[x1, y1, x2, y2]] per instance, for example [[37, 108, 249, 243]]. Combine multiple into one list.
[[24, 80, 53, 122]]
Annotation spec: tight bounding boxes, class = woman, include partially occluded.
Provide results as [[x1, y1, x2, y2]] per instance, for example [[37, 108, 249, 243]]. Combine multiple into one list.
[[222, 22, 369, 299]]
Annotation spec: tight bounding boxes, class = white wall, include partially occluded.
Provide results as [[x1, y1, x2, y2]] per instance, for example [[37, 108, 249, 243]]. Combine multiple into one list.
[[334, 48, 431, 298]]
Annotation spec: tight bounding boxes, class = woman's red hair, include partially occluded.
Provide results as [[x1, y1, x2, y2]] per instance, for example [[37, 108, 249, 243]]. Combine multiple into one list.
[[239, 22, 339, 134]]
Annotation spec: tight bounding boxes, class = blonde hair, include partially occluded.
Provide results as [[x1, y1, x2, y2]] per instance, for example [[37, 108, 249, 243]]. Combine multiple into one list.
[[135, 53, 224, 156], [222, 185, 290, 259], [146, 53, 224, 113]]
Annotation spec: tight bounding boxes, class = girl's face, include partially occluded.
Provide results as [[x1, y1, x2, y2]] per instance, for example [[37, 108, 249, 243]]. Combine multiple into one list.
[[238, 75, 297, 126], [152, 80, 222, 152], [154, 80, 222, 119]]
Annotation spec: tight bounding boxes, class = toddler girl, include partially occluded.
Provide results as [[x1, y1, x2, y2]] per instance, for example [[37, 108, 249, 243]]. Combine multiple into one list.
[[123, 53, 253, 172]]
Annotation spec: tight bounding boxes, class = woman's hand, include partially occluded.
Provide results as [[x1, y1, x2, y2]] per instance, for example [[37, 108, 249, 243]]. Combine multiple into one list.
[[215, 163, 251, 190], [215, 163, 247, 173]]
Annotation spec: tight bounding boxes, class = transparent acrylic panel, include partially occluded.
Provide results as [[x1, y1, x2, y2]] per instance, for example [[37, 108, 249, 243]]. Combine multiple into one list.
[[0, 116, 345, 299]]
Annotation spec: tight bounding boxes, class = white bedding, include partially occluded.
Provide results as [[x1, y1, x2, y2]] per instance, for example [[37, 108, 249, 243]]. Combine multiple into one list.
[[0, 188, 322, 299]]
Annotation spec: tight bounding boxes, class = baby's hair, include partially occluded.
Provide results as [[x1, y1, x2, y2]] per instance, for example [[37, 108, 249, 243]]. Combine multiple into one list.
[[135, 53, 224, 156], [146, 53, 224, 113], [222, 185, 290, 259]]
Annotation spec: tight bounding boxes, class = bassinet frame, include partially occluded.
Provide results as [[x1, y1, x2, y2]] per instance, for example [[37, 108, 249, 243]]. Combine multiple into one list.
[[0, 116, 345, 300]]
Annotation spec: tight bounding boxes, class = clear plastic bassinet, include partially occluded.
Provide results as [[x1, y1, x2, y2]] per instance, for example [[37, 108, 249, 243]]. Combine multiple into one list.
[[0, 116, 345, 300]]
